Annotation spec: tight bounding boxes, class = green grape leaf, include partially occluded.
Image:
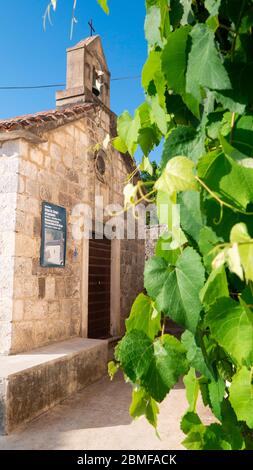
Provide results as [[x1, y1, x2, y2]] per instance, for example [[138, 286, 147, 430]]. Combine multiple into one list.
[[115, 330, 153, 383], [229, 366, 253, 429], [157, 247, 205, 332], [214, 61, 253, 115], [142, 49, 162, 91], [183, 367, 199, 411], [206, 110, 227, 140], [117, 110, 140, 157], [155, 231, 181, 264], [138, 127, 160, 155], [220, 400, 245, 450], [212, 242, 244, 281], [129, 387, 159, 429], [144, 5, 162, 47], [161, 25, 191, 95], [116, 330, 188, 402], [180, 411, 202, 434], [144, 256, 170, 300], [155, 156, 198, 194], [229, 114, 253, 157], [198, 226, 223, 272], [141, 50, 166, 108], [161, 18, 199, 115], [241, 285, 253, 310], [219, 133, 248, 162], [205, 0, 221, 17], [230, 223, 253, 282], [159, 0, 171, 38], [145, 397, 160, 429], [200, 423, 237, 450], [143, 334, 189, 402], [214, 90, 246, 114], [97, 0, 109, 14], [139, 155, 154, 175], [108, 361, 119, 380], [179, 0, 195, 25], [161, 125, 205, 168], [208, 377, 226, 421], [206, 297, 253, 366], [149, 95, 167, 134], [125, 293, 161, 340], [181, 330, 213, 379], [197, 151, 253, 210], [186, 24, 231, 107], [182, 424, 206, 450], [112, 136, 128, 154], [200, 265, 229, 308], [178, 191, 203, 243], [145, 248, 205, 332], [206, 15, 219, 32], [130, 387, 148, 417], [199, 377, 212, 408], [183, 422, 242, 450], [186, 24, 231, 103]]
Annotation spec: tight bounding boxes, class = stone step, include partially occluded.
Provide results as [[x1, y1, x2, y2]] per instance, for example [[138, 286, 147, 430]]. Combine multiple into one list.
[[0, 338, 108, 434]]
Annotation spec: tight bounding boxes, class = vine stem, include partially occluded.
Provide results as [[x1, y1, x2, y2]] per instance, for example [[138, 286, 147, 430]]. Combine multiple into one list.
[[161, 320, 165, 338], [208, 240, 253, 257], [195, 176, 253, 216], [137, 182, 155, 203], [124, 166, 140, 183], [134, 189, 156, 206], [106, 188, 156, 217], [219, 23, 236, 33], [230, 112, 236, 143]]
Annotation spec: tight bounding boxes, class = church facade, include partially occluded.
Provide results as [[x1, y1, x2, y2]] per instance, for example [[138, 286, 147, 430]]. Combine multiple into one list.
[[0, 36, 144, 433]]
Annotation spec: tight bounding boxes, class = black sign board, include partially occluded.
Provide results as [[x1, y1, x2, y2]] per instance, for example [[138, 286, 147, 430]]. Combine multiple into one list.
[[40, 202, 67, 268]]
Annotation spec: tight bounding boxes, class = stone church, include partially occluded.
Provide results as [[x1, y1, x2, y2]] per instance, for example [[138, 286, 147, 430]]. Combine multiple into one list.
[[0, 36, 144, 433]]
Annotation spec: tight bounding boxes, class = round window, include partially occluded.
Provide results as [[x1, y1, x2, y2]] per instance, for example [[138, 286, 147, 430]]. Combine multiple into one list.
[[96, 152, 106, 175], [95, 149, 107, 183]]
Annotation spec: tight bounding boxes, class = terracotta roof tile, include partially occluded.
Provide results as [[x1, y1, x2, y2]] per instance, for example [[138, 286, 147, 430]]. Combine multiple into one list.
[[0, 103, 95, 134]]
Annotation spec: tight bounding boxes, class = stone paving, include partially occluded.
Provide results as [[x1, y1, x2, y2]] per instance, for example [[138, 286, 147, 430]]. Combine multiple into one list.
[[0, 373, 213, 450]]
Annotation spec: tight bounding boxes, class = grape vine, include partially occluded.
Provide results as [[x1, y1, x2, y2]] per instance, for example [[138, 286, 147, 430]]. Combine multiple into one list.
[[45, 0, 253, 450], [109, 0, 253, 450]]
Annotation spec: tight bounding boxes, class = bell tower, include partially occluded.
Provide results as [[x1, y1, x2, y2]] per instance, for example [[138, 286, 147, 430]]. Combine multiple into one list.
[[56, 35, 110, 109]]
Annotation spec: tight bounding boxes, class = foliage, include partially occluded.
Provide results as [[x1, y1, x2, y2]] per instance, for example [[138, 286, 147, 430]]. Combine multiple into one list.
[[109, 0, 253, 450]]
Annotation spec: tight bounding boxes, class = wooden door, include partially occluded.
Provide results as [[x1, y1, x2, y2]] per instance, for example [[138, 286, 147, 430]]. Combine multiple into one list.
[[88, 238, 111, 339]]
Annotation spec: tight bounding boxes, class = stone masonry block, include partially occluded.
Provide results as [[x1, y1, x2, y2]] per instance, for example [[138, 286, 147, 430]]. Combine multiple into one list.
[[30, 148, 44, 166], [0, 338, 108, 434], [45, 277, 55, 300], [0, 299, 13, 323], [15, 235, 36, 258]]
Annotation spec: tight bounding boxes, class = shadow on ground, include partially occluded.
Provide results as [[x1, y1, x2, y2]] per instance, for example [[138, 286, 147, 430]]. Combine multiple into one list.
[[0, 373, 208, 450]]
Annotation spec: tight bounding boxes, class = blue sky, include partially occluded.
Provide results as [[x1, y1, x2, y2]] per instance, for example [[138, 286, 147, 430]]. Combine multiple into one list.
[[0, 0, 147, 120]]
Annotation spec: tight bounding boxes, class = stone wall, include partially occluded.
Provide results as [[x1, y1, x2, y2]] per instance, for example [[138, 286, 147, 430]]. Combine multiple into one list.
[[0, 108, 144, 354], [145, 224, 167, 260], [0, 142, 20, 354], [0, 338, 108, 434], [120, 239, 145, 332]]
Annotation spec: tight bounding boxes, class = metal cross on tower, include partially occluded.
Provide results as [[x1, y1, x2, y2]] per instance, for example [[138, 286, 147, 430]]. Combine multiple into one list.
[[88, 19, 95, 37]]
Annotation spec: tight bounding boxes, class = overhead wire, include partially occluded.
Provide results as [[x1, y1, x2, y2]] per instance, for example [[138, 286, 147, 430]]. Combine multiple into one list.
[[0, 75, 141, 90]]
